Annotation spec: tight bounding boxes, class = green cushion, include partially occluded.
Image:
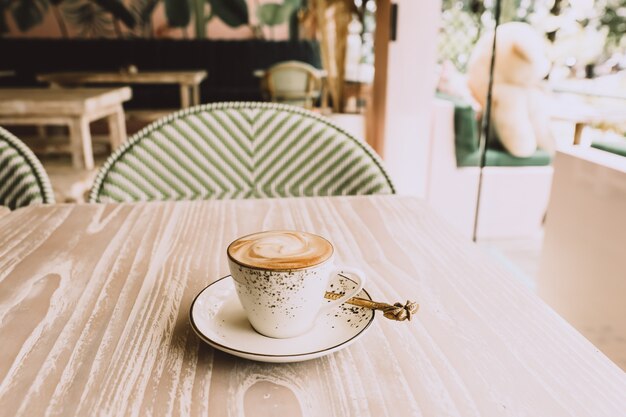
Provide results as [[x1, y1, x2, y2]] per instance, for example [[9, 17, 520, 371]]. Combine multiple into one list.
[[436, 93, 552, 167], [591, 138, 626, 157], [458, 148, 553, 167]]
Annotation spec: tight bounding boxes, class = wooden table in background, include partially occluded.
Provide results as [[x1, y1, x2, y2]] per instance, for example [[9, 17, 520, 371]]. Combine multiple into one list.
[[552, 104, 626, 145], [549, 77, 626, 144], [37, 70, 208, 112], [0, 196, 623, 416], [0, 87, 131, 170]]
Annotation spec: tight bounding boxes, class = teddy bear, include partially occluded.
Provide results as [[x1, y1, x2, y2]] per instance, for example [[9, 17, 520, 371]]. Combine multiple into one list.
[[436, 60, 481, 112], [466, 22, 555, 157]]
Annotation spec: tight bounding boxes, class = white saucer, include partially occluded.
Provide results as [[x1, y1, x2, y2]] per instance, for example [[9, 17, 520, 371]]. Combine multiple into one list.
[[189, 274, 375, 363]]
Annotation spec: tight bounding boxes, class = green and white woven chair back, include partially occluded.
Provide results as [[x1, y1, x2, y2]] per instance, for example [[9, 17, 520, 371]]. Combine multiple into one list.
[[90, 102, 394, 203], [0, 126, 55, 209]]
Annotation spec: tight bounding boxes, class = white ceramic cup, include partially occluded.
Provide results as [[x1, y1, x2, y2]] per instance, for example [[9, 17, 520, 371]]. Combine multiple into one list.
[[227, 231, 366, 339]]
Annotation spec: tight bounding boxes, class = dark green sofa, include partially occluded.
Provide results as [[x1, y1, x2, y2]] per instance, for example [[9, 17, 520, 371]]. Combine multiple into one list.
[[591, 136, 626, 157], [437, 93, 552, 167]]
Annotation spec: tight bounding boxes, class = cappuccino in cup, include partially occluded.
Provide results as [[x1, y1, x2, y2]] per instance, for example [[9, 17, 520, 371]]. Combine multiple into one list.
[[227, 230, 366, 338]]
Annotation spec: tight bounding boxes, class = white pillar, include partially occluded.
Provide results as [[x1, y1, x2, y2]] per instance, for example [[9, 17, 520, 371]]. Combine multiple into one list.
[[382, 0, 441, 197]]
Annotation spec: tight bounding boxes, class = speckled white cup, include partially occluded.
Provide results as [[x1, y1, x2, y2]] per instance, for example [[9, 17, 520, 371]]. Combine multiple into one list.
[[227, 255, 365, 339]]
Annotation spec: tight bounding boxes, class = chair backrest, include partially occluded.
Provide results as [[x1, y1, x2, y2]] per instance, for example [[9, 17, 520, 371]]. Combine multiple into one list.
[[264, 61, 324, 108], [89, 102, 395, 203], [0, 126, 55, 209]]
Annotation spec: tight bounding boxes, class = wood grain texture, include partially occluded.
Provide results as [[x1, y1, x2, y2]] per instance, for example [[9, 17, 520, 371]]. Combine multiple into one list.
[[0, 206, 10, 219], [0, 196, 623, 417]]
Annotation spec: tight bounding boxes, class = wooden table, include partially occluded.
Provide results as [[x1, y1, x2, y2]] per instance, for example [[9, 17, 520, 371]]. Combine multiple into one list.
[[549, 77, 626, 144], [0, 87, 131, 170], [37, 70, 208, 110], [553, 108, 626, 145], [0, 196, 623, 416], [551, 95, 626, 145]]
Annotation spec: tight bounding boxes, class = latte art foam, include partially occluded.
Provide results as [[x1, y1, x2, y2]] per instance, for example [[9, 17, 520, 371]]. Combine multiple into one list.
[[227, 231, 333, 270]]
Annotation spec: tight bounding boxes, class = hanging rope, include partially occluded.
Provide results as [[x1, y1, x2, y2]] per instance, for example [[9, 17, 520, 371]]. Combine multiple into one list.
[[472, 0, 502, 242]]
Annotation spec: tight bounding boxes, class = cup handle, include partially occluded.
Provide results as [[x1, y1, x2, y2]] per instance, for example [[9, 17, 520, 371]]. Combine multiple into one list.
[[321, 266, 366, 313]]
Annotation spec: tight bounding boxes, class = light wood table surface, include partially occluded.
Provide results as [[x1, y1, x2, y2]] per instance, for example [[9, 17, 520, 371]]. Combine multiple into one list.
[[0, 196, 623, 416], [0, 206, 10, 219], [37, 70, 208, 109], [0, 87, 131, 170]]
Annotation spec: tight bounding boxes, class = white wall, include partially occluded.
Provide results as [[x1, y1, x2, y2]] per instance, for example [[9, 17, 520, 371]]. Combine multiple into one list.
[[383, 0, 441, 197]]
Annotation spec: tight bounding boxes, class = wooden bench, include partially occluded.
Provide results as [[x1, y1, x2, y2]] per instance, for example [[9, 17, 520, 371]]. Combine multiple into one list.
[[0, 87, 131, 170]]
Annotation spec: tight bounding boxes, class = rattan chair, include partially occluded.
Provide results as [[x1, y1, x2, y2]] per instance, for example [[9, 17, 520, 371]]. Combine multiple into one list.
[[258, 61, 326, 109], [0, 126, 55, 209], [89, 102, 394, 203]]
